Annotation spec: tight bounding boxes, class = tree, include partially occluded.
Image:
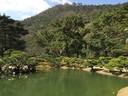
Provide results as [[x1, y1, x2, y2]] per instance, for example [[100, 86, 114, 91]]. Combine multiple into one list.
[[37, 15, 84, 57], [83, 28, 107, 58], [83, 4, 128, 57], [0, 14, 27, 56]]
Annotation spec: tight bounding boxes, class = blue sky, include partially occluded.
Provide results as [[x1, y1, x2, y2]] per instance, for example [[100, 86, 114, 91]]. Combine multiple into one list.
[[0, 0, 127, 20], [72, 0, 128, 5]]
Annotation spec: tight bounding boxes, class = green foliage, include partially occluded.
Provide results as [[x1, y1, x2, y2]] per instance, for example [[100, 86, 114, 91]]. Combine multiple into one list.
[[60, 57, 84, 67], [0, 57, 4, 65], [82, 3, 128, 57], [0, 2, 122, 73], [105, 56, 128, 72], [84, 59, 98, 70], [0, 15, 27, 56], [1, 50, 46, 66], [37, 15, 84, 57], [98, 57, 112, 67], [3, 50, 29, 65], [83, 30, 106, 58], [61, 57, 71, 65], [22, 3, 117, 32], [39, 55, 62, 67], [22, 3, 123, 56], [26, 2, 128, 58], [27, 57, 45, 65]]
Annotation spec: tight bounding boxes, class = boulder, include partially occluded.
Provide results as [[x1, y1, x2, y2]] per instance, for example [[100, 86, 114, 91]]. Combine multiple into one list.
[[117, 87, 128, 96]]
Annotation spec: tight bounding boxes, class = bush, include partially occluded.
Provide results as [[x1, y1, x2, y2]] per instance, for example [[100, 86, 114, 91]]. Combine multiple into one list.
[[60, 57, 85, 67], [105, 56, 128, 72], [3, 50, 28, 65], [98, 57, 112, 67], [60, 57, 71, 66], [27, 57, 46, 65], [84, 59, 98, 70]]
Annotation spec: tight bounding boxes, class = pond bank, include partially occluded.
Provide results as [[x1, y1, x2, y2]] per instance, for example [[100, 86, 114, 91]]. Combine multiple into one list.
[[1, 62, 128, 79], [60, 66, 128, 78], [35, 62, 128, 78]]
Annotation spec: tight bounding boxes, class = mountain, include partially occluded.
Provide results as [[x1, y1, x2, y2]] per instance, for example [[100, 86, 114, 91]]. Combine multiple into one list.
[[22, 3, 122, 33]]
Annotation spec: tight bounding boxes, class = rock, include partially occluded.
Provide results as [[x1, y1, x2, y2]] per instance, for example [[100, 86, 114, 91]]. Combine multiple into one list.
[[1, 64, 36, 76], [117, 87, 128, 96]]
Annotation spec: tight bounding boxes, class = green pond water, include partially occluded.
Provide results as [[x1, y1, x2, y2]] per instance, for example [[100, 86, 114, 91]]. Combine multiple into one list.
[[0, 69, 128, 96]]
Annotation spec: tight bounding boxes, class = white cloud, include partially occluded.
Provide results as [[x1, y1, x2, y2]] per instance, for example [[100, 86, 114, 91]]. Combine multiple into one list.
[[21, 15, 30, 20], [0, 0, 51, 20], [49, 0, 72, 4], [0, 0, 72, 20], [0, 0, 51, 13]]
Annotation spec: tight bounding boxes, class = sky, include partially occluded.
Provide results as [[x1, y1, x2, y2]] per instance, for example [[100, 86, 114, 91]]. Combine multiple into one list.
[[0, 0, 127, 20]]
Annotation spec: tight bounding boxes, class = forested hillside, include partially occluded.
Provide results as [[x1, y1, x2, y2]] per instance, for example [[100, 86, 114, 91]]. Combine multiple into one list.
[[22, 3, 122, 32], [22, 2, 128, 57]]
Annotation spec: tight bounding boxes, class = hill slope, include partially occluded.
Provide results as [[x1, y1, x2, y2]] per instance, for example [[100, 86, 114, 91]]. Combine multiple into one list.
[[21, 2, 128, 56], [22, 3, 122, 33]]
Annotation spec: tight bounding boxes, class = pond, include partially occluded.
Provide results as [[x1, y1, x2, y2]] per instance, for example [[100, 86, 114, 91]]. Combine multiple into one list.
[[0, 69, 128, 96]]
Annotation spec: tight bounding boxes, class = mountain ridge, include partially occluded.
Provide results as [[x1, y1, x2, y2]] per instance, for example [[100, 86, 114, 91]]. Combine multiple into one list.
[[22, 3, 124, 33]]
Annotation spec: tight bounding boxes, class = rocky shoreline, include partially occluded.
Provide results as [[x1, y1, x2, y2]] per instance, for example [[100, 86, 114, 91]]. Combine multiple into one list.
[[1, 62, 128, 79], [35, 62, 128, 78], [0, 64, 36, 78]]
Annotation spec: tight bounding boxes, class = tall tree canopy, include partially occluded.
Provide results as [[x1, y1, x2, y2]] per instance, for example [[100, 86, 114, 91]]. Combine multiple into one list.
[[0, 14, 27, 56], [21, 2, 128, 57], [82, 3, 128, 57], [37, 15, 84, 57]]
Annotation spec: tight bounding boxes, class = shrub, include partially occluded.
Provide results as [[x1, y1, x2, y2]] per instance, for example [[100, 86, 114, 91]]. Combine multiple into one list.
[[98, 57, 112, 67], [27, 57, 46, 65]]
